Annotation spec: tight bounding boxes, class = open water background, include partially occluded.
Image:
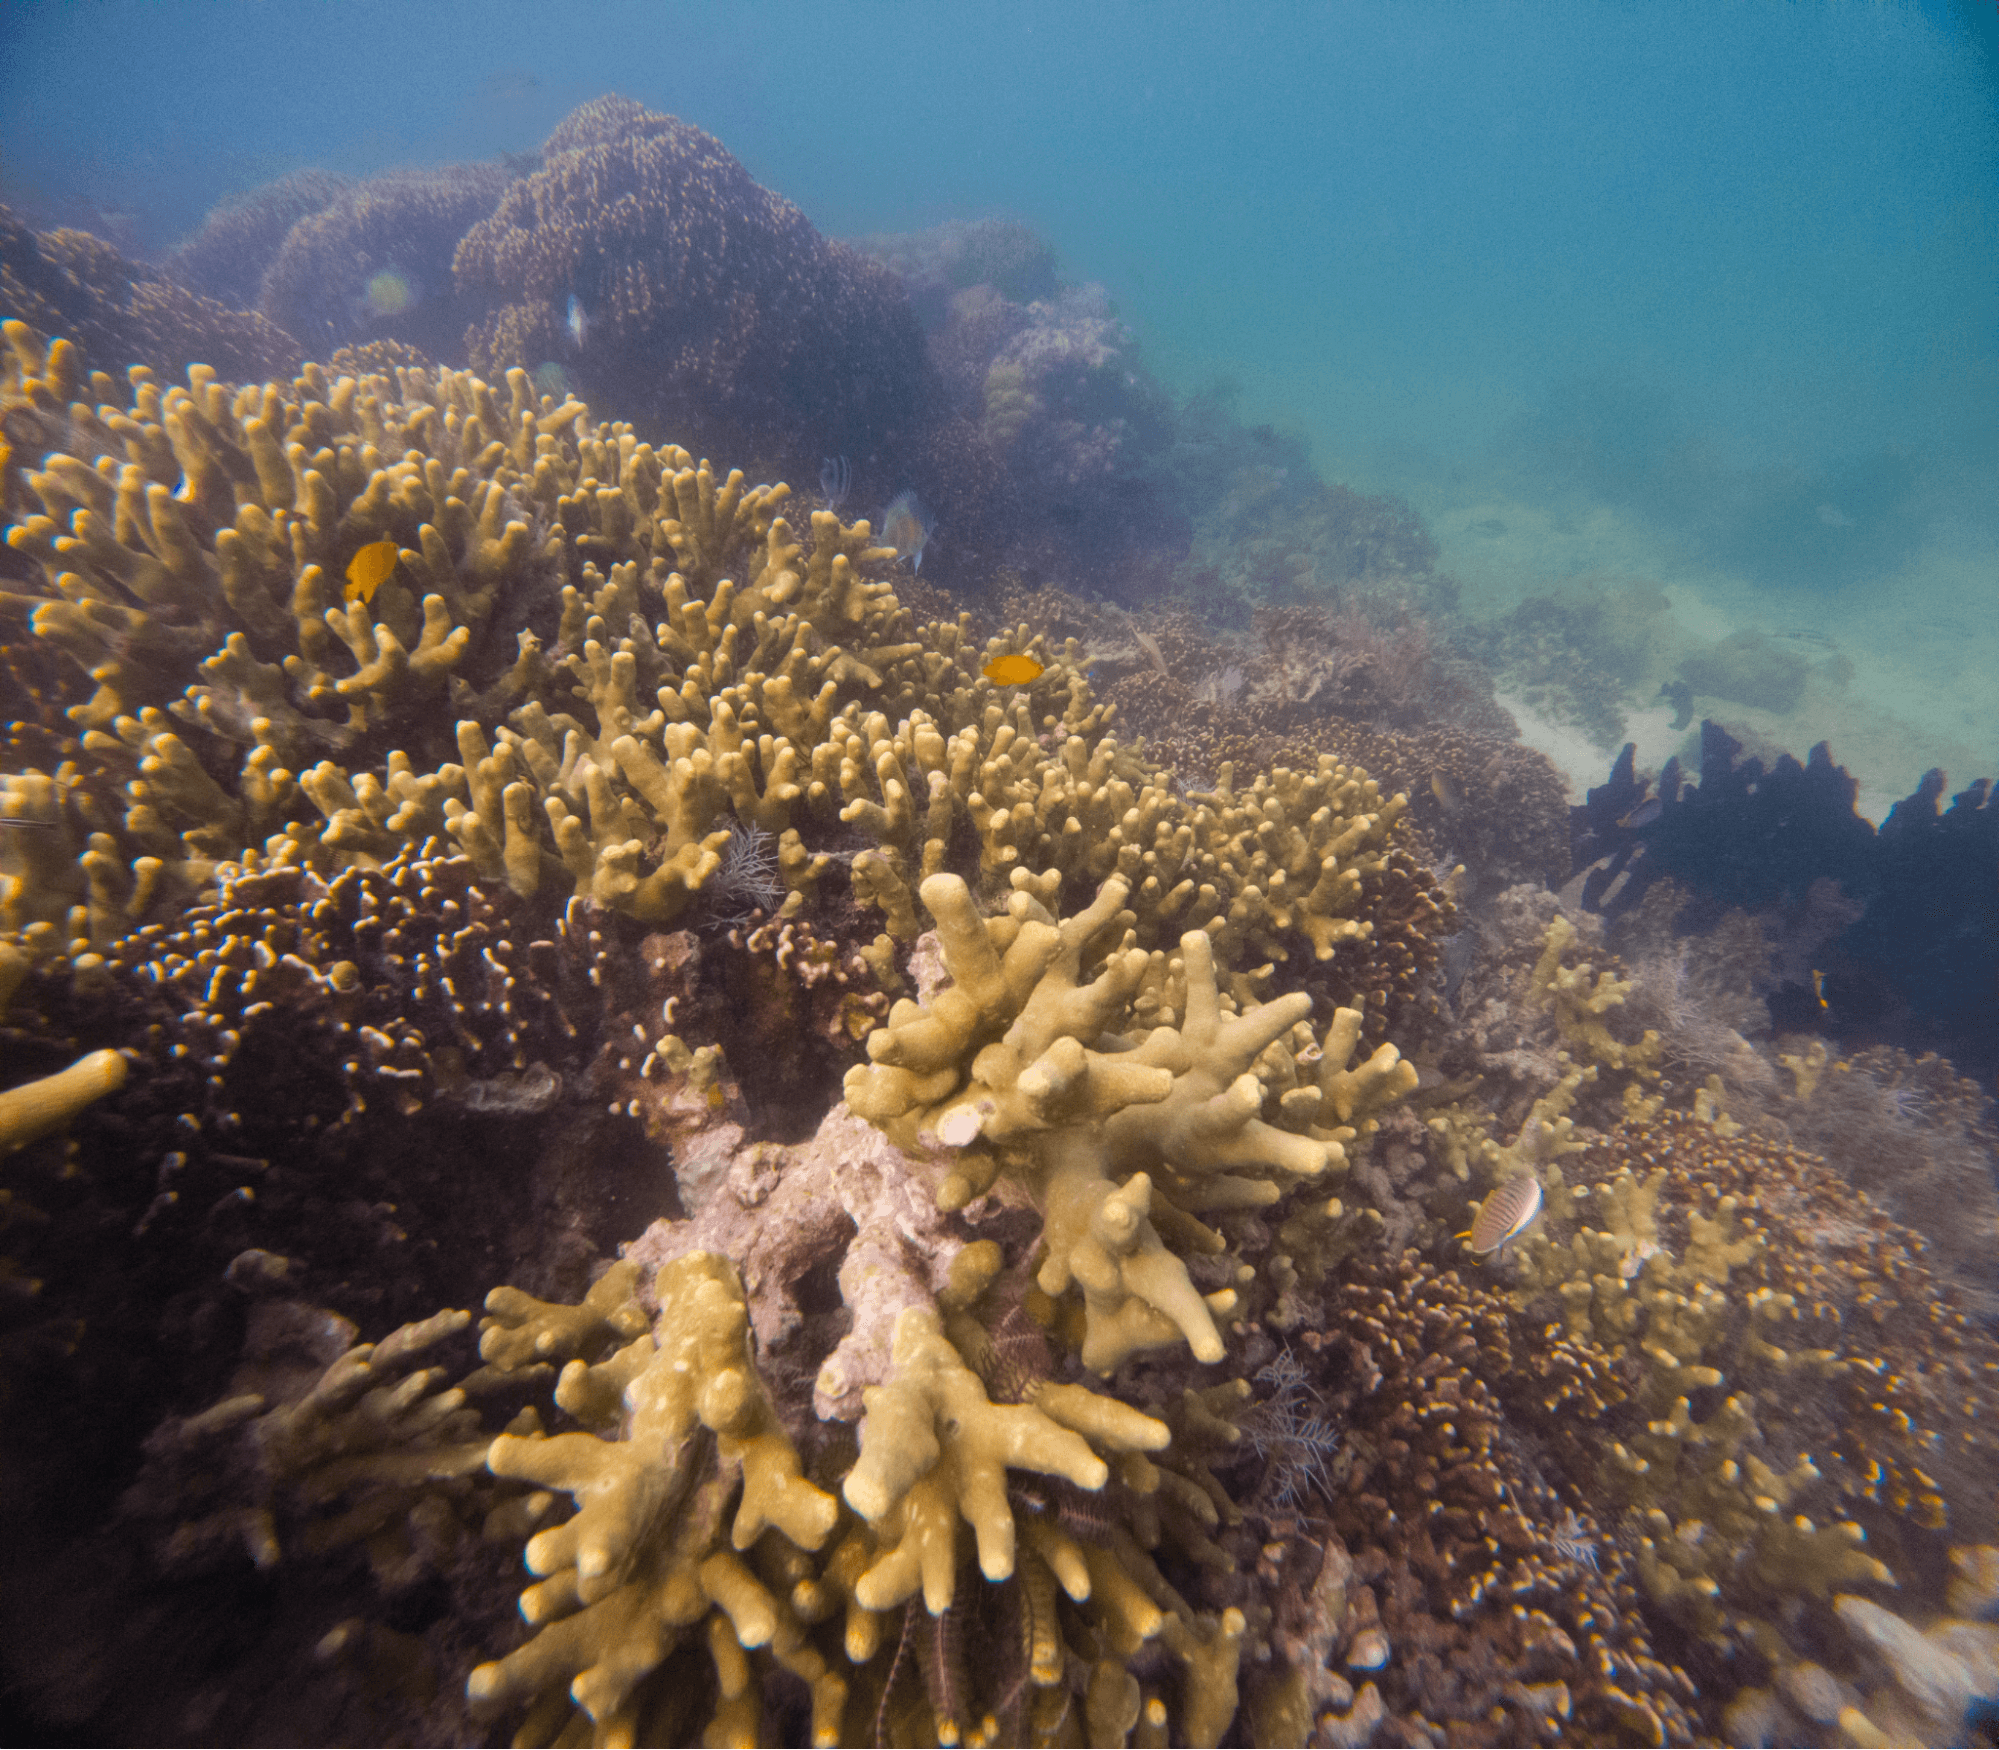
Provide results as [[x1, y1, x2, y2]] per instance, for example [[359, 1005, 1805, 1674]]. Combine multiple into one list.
[[4, 0, 1994, 813]]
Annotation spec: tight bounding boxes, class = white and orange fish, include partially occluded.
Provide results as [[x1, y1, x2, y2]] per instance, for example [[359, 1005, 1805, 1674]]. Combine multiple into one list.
[[1459, 1175, 1544, 1256]]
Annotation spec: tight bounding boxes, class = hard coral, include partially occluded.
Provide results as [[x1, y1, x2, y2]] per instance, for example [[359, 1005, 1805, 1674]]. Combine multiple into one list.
[[1, 204, 301, 386], [846, 870, 1401, 1373], [456, 97, 938, 492], [163, 168, 358, 310], [1301, 1249, 1700, 1746], [857, 223, 1189, 588], [1, 329, 1482, 1747], [258, 163, 517, 363], [1497, 1113, 1999, 1657]]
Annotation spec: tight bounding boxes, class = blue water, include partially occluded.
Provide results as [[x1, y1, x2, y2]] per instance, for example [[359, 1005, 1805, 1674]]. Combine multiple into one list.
[[5, 0, 1995, 809]]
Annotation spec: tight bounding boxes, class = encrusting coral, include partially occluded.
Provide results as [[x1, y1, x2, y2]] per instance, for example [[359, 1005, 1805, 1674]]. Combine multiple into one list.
[[5, 311, 1996, 1749]]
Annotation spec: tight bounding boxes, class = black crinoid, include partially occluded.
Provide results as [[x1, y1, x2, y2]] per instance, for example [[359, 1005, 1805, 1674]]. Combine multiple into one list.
[[873, 1573, 1028, 1750], [704, 820, 785, 926], [1238, 1346, 1342, 1510]]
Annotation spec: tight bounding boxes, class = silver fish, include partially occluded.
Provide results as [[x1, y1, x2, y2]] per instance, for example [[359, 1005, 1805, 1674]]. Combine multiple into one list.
[[878, 490, 935, 573], [566, 294, 589, 349]]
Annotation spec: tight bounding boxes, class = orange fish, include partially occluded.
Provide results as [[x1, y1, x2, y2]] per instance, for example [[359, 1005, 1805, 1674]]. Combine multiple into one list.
[[345, 540, 400, 604], [983, 653, 1045, 687]]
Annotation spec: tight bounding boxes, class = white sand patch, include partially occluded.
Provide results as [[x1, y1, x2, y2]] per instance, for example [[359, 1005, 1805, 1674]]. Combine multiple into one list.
[[1658, 584, 1736, 643], [1494, 690, 1611, 802]]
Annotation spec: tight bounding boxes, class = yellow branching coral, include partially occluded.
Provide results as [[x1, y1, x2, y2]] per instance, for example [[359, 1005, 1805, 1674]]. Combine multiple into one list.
[[470, 1252, 842, 1745], [0, 325, 943, 947], [842, 1304, 1168, 1613], [478, 1256, 652, 1371], [846, 870, 1385, 1372], [6, 323, 1445, 1016], [1430, 1060, 1594, 1219], [1308, 1002, 1421, 1133], [1531, 913, 1662, 1075], [1505, 1121, 1916, 1645], [0, 1045, 126, 1152]]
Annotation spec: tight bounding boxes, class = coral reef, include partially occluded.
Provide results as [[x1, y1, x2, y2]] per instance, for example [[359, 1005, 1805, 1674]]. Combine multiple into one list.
[[258, 164, 517, 364], [0, 203, 301, 387], [1162, 386, 1448, 620], [162, 169, 358, 311], [1495, 1113, 1998, 1622], [856, 224, 1189, 588], [849, 219, 1061, 337], [1574, 725, 1999, 1084], [1299, 1249, 1702, 1745], [4, 307, 1996, 1750], [993, 583, 1567, 902], [1243, 601, 1514, 740], [456, 97, 938, 494]]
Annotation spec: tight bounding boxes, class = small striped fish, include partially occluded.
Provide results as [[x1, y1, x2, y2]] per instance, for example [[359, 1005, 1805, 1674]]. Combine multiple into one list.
[[1464, 1175, 1543, 1255]]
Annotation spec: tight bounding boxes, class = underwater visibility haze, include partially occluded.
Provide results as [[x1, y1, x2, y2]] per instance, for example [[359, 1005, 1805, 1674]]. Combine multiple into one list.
[[0, 3, 1996, 1745]]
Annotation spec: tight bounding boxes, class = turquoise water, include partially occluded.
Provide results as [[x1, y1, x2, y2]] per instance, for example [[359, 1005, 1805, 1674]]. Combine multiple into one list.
[[7, 0, 1991, 814]]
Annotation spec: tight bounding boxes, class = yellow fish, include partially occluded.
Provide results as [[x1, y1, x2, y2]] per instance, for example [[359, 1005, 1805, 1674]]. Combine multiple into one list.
[[345, 540, 400, 604], [983, 653, 1045, 687]]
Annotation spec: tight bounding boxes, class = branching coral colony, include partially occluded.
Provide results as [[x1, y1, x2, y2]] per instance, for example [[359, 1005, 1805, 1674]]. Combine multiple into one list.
[[3, 318, 1996, 1749]]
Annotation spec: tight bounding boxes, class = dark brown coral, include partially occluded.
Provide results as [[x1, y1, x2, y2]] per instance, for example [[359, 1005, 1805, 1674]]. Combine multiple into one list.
[[1300, 1250, 1701, 1746], [454, 97, 940, 494], [162, 168, 357, 310], [257, 164, 517, 363], [0, 204, 301, 387]]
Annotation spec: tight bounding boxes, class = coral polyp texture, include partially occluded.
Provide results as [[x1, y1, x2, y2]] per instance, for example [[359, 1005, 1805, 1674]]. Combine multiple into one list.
[[3, 314, 1995, 1750], [454, 96, 937, 483]]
